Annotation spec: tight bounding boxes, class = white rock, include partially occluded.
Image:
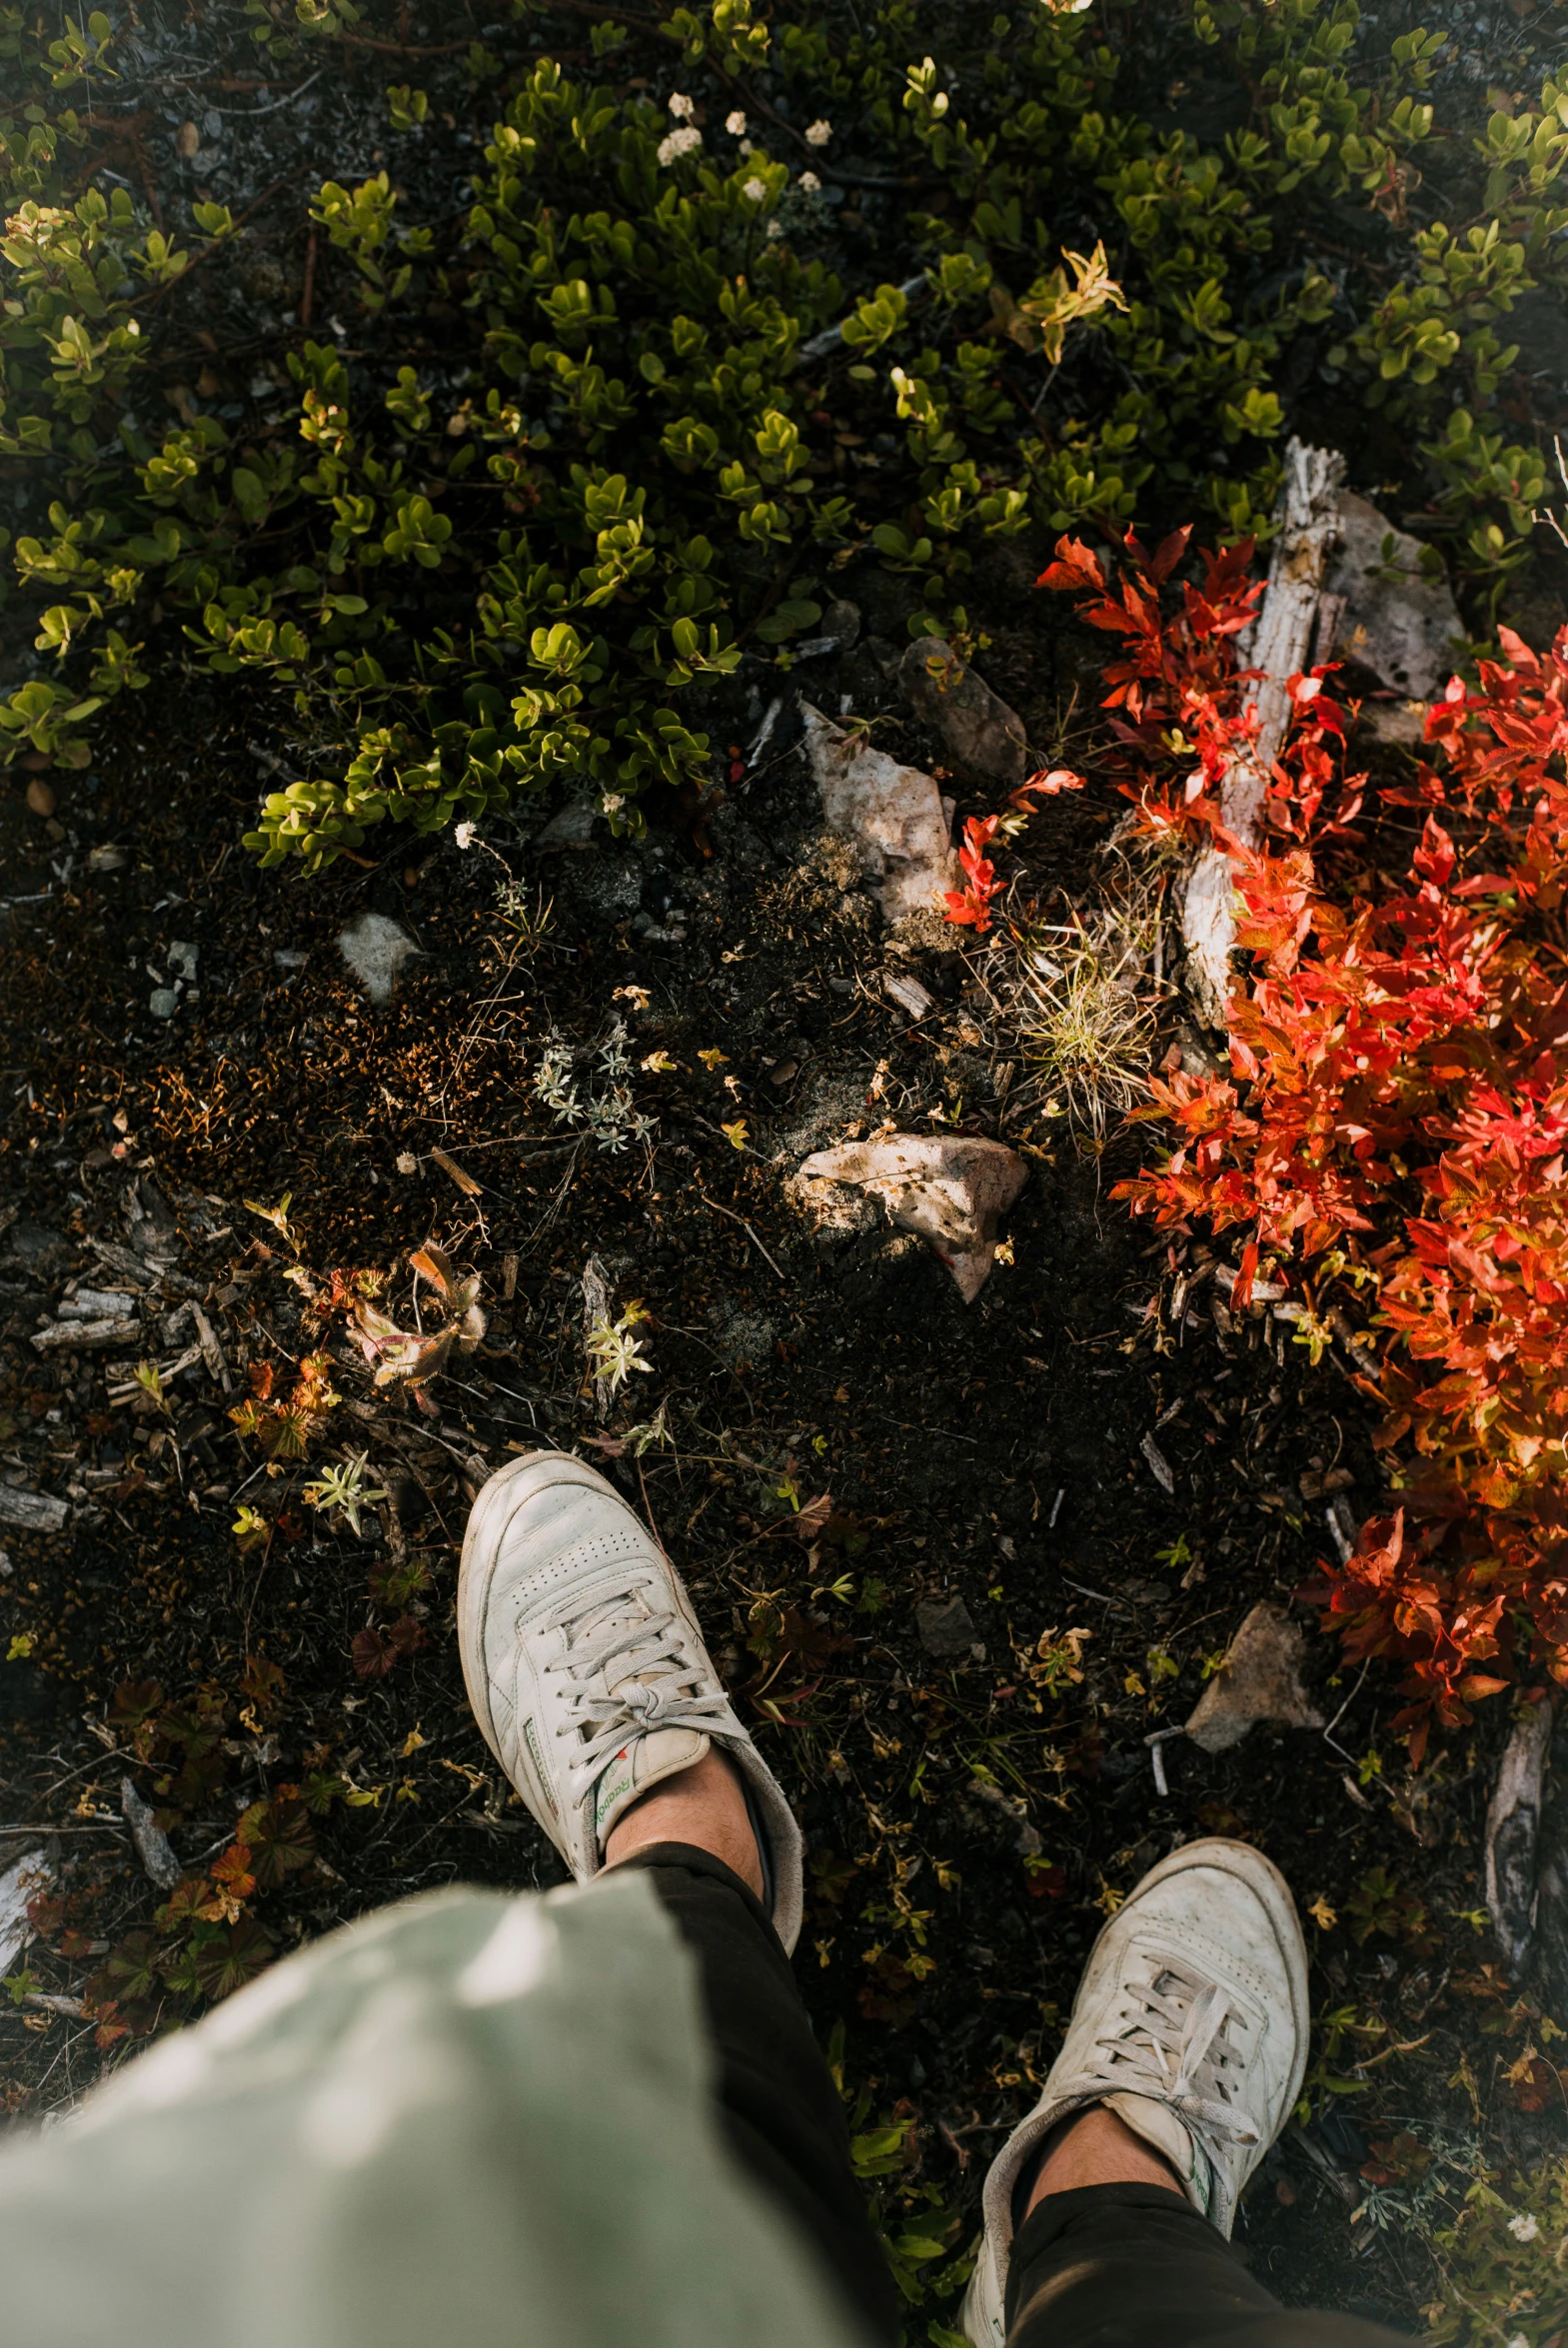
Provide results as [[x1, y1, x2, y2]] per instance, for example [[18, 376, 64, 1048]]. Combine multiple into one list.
[[338, 912, 419, 1007], [797, 1133, 1027, 1301], [800, 704, 959, 923]]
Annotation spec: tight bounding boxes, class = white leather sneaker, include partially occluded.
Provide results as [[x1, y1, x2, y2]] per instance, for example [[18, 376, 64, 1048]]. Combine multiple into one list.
[[961, 1837, 1309, 2348], [458, 1449, 803, 1950]]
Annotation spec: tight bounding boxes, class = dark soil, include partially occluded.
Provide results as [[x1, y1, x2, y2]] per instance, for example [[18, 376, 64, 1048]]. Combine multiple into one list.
[[3, 595, 1563, 2327], [4, 0, 1568, 2333]]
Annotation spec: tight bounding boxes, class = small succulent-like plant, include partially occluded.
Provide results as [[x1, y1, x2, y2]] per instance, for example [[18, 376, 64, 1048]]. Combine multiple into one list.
[[351, 1243, 486, 1397], [303, 1452, 390, 1537], [586, 1299, 654, 1397]]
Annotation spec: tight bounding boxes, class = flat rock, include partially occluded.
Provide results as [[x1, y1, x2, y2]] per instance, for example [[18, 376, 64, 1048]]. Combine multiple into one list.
[[1183, 1601, 1323, 1753], [917, 1594, 977, 1656], [800, 703, 959, 924], [1324, 492, 1463, 702], [797, 1133, 1027, 1301], [536, 799, 599, 850], [899, 637, 1027, 784]]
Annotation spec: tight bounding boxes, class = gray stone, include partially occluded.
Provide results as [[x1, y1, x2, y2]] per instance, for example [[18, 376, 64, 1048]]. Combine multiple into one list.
[[1183, 1602, 1322, 1753], [917, 1594, 977, 1656], [537, 799, 599, 850], [122, 1776, 181, 1891], [821, 598, 861, 650], [899, 637, 1027, 785], [1323, 492, 1464, 702]]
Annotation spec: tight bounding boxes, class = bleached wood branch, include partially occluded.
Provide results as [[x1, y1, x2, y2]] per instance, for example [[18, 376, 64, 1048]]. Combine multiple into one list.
[[1180, 439, 1346, 1028]]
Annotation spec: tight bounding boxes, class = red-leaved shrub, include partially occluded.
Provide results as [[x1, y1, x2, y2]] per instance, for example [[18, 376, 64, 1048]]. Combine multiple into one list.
[[1034, 531, 1568, 1759]]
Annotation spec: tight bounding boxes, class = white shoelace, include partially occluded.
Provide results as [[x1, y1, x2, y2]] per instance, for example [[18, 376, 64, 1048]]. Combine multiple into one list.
[[1089, 1958, 1259, 2155], [545, 1575, 730, 1795]]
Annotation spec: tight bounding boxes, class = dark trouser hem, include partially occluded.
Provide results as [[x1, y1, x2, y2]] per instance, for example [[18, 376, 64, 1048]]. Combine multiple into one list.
[[1006, 2182, 1412, 2348], [613, 1841, 900, 2348]]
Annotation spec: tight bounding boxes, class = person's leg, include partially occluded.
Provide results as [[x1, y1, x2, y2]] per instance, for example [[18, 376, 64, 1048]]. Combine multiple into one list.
[[964, 1840, 1410, 2348], [1004, 2107, 1401, 2348], [602, 1746, 898, 2343], [457, 1455, 896, 2344]]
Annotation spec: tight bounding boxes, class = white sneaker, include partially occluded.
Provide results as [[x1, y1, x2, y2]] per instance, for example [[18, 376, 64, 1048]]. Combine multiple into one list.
[[960, 1838, 1309, 2348], [458, 1449, 803, 1950]]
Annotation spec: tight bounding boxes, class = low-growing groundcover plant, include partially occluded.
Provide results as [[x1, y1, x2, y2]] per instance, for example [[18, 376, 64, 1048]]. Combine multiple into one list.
[[1023, 525, 1568, 1765], [2, 0, 1567, 869]]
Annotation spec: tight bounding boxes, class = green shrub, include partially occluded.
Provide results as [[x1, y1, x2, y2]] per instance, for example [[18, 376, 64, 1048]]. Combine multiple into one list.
[[3, 0, 1566, 865]]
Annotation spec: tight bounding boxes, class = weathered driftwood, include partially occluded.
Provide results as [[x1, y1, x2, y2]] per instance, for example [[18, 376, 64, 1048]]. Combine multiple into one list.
[[1178, 440, 1464, 1029], [1485, 1702, 1555, 1979], [1180, 439, 1345, 1028]]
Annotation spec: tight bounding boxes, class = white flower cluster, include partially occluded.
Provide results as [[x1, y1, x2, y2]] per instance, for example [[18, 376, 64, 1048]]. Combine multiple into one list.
[[798, 170, 820, 193], [804, 118, 831, 145], [668, 91, 695, 118], [1507, 2213, 1540, 2243], [658, 125, 703, 165], [743, 175, 768, 202], [726, 109, 747, 134]]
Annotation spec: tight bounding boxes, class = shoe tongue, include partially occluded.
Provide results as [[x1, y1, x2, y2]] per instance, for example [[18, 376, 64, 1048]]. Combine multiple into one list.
[[593, 1726, 711, 1848], [1099, 2092, 1211, 2217]]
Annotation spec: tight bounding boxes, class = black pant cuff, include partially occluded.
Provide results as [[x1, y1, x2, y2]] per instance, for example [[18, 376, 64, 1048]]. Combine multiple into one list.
[[603, 1841, 784, 1955]]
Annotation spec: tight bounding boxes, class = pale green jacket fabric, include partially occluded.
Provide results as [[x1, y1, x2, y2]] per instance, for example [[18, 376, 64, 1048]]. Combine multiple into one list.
[[0, 1869, 868, 2348]]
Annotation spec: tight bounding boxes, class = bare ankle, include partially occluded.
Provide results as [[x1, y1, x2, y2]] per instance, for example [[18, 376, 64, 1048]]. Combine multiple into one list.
[[602, 1746, 765, 1901], [1024, 2105, 1185, 2221]]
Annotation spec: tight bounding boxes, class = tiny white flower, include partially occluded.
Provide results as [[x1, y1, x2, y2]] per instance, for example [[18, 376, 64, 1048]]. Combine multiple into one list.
[[600, 792, 627, 816], [454, 821, 477, 849], [657, 125, 703, 165], [798, 170, 820, 192], [668, 91, 694, 118], [726, 109, 747, 135], [766, 219, 784, 238], [1507, 2214, 1540, 2243], [1507, 2334, 1531, 2348], [804, 118, 831, 145], [743, 175, 768, 201], [739, 137, 753, 155]]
